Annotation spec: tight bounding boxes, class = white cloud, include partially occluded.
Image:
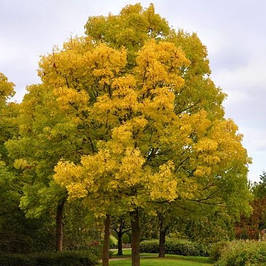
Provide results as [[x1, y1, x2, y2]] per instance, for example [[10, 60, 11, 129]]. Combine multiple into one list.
[[214, 59, 266, 91]]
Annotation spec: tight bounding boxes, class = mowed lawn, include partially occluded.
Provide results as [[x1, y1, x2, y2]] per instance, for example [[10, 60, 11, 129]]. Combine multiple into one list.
[[110, 253, 213, 266]]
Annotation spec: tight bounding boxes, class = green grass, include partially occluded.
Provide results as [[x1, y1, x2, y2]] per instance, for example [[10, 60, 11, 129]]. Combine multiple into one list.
[[110, 252, 213, 266], [110, 257, 213, 266]]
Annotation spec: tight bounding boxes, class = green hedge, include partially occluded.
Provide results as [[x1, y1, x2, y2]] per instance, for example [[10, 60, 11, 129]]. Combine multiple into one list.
[[213, 240, 266, 266], [0, 250, 99, 266], [140, 238, 209, 257]]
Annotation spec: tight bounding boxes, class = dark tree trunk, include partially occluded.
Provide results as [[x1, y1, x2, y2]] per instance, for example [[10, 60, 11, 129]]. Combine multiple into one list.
[[130, 209, 140, 266], [159, 229, 166, 257], [56, 199, 65, 252], [117, 231, 123, 256], [158, 214, 167, 258], [102, 214, 111, 266]]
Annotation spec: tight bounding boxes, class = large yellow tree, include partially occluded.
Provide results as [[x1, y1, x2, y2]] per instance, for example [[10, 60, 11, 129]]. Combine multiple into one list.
[[51, 5, 249, 266], [7, 4, 251, 266], [53, 39, 250, 266]]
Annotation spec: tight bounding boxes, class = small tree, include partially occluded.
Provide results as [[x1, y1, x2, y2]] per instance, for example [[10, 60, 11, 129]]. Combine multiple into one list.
[[112, 215, 131, 256]]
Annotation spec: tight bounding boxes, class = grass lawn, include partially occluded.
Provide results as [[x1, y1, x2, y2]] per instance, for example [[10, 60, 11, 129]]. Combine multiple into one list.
[[110, 251, 213, 266]]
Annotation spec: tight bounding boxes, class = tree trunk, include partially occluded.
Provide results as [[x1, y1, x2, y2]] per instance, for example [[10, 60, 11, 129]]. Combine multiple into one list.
[[130, 209, 140, 266], [56, 199, 65, 252], [158, 214, 166, 258], [117, 231, 123, 256], [102, 214, 111, 266], [159, 229, 166, 257]]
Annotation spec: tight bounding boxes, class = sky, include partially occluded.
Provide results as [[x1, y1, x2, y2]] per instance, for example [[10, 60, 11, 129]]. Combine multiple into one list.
[[0, 0, 265, 182]]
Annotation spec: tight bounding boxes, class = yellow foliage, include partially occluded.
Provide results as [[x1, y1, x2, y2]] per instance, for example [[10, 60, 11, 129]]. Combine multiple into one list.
[[51, 35, 249, 212], [53, 87, 89, 112], [135, 40, 189, 90], [36, 6, 250, 215], [0, 73, 15, 107], [149, 161, 177, 201], [13, 159, 29, 170]]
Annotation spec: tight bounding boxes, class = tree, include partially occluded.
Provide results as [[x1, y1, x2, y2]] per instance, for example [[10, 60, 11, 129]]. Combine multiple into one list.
[[0, 73, 18, 230], [235, 172, 266, 240], [4, 4, 250, 265], [52, 5, 251, 266], [0, 73, 17, 162], [253, 172, 266, 237], [253, 171, 266, 199], [5, 81, 89, 251], [111, 215, 131, 256], [0, 73, 42, 253]]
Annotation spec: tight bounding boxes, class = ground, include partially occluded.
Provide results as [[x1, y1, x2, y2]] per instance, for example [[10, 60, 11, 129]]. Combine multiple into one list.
[[110, 250, 214, 266]]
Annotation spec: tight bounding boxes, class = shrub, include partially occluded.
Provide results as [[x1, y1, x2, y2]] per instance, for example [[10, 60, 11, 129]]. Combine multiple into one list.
[[140, 238, 209, 256], [122, 233, 130, 244], [210, 241, 229, 261], [109, 250, 114, 258], [214, 240, 266, 266], [0, 250, 99, 266], [109, 235, 118, 248]]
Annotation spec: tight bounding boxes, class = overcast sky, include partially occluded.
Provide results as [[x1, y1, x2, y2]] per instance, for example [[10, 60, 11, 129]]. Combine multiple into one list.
[[1, 0, 265, 182]]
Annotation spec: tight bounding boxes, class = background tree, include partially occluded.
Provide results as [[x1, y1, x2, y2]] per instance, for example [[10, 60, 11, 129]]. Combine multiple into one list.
[[235, 172, 266, 240], [0, 73, 17, 162], [253, 171, 266, 199], [252, 172, 266, 239], [0, 74, 54, 254], [5, 80, 93, 251], [4, 80, 106, 252], [0, 73, 27, 253], [111, 215, 131, 256]]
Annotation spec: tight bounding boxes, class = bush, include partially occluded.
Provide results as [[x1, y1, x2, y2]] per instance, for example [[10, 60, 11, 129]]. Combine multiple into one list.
[[0, 250, 99, 266], [109, 235, 118, 249], [109, 250, 114, 258], [214, 240, 266, 266], [210, 241, 229, 261], [122, 233, 130, 244], [140, 238, 209, 256]]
